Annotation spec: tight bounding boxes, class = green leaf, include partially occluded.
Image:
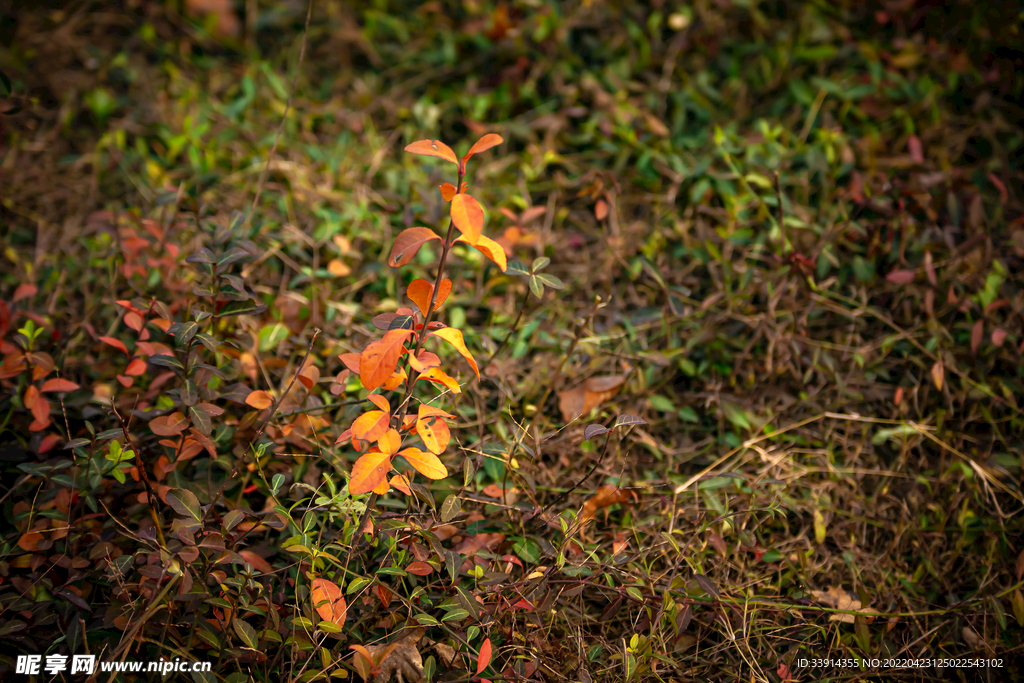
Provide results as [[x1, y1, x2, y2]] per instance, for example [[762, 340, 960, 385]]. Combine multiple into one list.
[[441, 609, 469, 622], [531, 256, 550, 271], [232, 618, 259, 649], [169, 321, 199, 346], [415, 613, 440, 626], [440, 494, 462, 523], [258, 324, 289, 352], [189, 405, 212, 437], [534, 273, 565, 290], [506, 260, 530, 276], [511, 537, 540, 563], [180, 380, 198, 407], [648, 395, 676, 412], [529, 275, 544, 298], [218, 300, 268, 318], [271, 473, 285, 495], [678, 407, 699, 423], [150, 354, 184, 371], [166, 488, 202, 522]]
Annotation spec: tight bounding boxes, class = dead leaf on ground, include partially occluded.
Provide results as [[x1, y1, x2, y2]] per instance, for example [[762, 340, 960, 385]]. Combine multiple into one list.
[[580, 485, 639, 523], [809, 586, 880, 623], [558, 374, 625, 422]]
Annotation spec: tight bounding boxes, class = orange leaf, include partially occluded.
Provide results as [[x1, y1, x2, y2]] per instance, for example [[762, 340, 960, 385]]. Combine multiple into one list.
[[373, 478, 391, 495], [30, 395, 50, 424], [150, 412, 189, 436], [311, 578, 348, 624], [125, 358, 147, 376], [389, 227, 442, 268], [581, 485, 639, 521], [23, 385, 39, 410], [595, 199, 608, 220], [461, 133, 503, 170], [418, 404, 454, 420], [238, 549, 274, 574], [399, 446, 448, 479], [40, 378, 79, 393], [439, 183, 457, 201], [477, 638, 493, 675], [430, 327, 480, 380], [327, 259, 352, 277], [351, 410, 390, 443], [100, 336, 129, 355], [406, 560, 434, 575], [339, 352, 361, 374], [390, 474, 411, 495], [407, 278, 453, 317], [931, 360, 944, 391], [417, 367, 462, 394], [298, 364, 321, 390], [349, 450, 392, 495], [245, 390, 274, 410], [450, 194, 485, 245], [458, 233, 507, 272], [382, 366, 408, 391], [18, 531, 44, 551], [407, 350, 441, 373], [416, 417, 451, 455], [366, 394, 390, 413], [404, 139, 458, 166], [13, 283, 38, 302], [378, 428, 402, 456], [360, 329, 414, 391]]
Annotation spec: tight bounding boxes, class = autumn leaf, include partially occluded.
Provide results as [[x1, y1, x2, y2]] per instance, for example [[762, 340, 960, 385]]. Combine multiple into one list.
[[407, 278, 452, 317], [378, 428, 402, 456], [594, 199, 608, 220], [405, 139, 458, 166], [460, 133, 503, 173], [349, 450, 392, 495], [390, 474, 412, 495], [416, 367, 462, 393], [558, 375, 626, 422], [245, 390, 273, 410], [100, 336, 129, 355], [416, 417, 451, 455], [809, 586, 880, 623], [476, 638, 493, 675], [360, 329, 414, 391], [457, 233, 507, 272], [407, 350, 441, 373], [311, 578, 348, 624], [150, 412, 189, 436], [439, 183, 457, 201], [351, 410, 391, 443], [399, 447, 448, 479], [298, 364, 320, 390], [581, 485, 639, 522], [450, 194, 485, 245], [389, 227, 442, 268], [418, 404, 453, 420], [430, 327, 480, 380]]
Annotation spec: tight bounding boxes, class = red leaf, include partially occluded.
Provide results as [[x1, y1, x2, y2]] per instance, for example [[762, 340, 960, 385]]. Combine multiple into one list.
[[908, 135, 924, 164], [40, 378, 80, 392], [886, 269, 915, 285], [971, 319, 984, 354], [311, 578, 348, 624], [13, 283, 37, 302], [477, 638, 492, 675], [99, 336, 129, 355], [389, 227, 442, 267], [991, 328, 1008, 347], [125, 358, 147, 376], [406, 560, 434, 575], [150, 412, 189, 436]]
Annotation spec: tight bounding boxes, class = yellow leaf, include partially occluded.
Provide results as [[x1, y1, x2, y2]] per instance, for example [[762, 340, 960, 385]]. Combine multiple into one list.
[[378, 428, 402, 456], [416, 367, 462, 393], [458, 233, 507, 272], [399, 447, 448, 479], [416, 416, 451, 454], [430, 327, 480, 380]]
